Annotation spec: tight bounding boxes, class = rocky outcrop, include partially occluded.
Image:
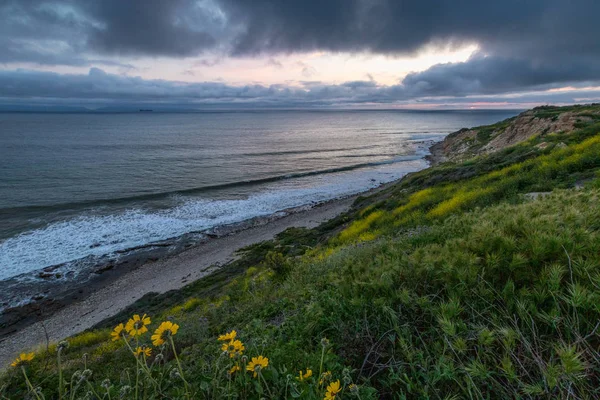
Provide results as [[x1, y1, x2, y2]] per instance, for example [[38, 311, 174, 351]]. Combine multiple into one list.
[[428, 128, 478, 164], [428, 105, 600, 164], [481, 111, 589, 153]]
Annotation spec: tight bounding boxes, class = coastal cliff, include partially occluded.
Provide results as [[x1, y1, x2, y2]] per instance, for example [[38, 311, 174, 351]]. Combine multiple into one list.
[[429, 104, 600, 164]]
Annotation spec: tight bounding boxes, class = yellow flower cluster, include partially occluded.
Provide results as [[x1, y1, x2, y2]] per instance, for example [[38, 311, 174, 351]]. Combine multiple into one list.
[[13, 323, 357, 400], [217, 330, 245, 358], [110, 315, 180, 357], [11, 352, 34, 368], [217, 329, 237, 342], [324, 380, 341, 400], [246, 355, 269, 378], [216, 331, 348, 400], [125, 314, 152, 337], [297, 368, 313, 381], [151, 321, 180, 346], [217, 330, 271, 379], [221, 340, 245, 358], [319, 370, 332, 385], [134, 346, 152, 358], [111, 323, 125, 341], [317, 370, 342, 400]]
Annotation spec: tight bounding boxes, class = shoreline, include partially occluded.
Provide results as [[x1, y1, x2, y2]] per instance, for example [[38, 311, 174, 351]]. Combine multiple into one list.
[[0, 178, 407, 367], [0, 204, 316, 337]]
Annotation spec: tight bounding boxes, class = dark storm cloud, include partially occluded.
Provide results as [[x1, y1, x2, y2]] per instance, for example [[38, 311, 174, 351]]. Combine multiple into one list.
[[221, 0, 600, 59], [0, 0, 223, 62], [4, 0, 599, 60], [1, 0, 600, 102], [84, 0, 220, 56], [0, 1, 89, 65], [220, 0, 600, 94]]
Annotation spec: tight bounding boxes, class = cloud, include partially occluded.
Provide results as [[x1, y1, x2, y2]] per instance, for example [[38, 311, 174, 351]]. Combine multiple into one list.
[[194, 58, 222, 67], [1, 0, 600, 101], [399, 55, 600, 97], [0, 0, 224, 63], [219, 0, 600, 94], [0, 1, 89, 66], [221, 0, 600, 61], [85, 0, 220, 56], [266, 58, 283, 69], [301, 66, 317, 78], [4, 0, 599, 61], [0, 68, 304, 104], [1, 68, 599, 109], [295, 61, 318, 78]]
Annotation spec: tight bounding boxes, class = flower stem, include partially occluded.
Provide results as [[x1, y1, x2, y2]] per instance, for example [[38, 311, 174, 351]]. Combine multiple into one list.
[[121, 336, 161, 391], [259, 371, 273, 398], [21, 367, 42, 400], [170, 336, 191, 399], [57, 350, 64, 400], [135, 338, 139, 400], [318, 345, 326, 388], [227, 370, 232, 397], [85, 381, 102, 399]]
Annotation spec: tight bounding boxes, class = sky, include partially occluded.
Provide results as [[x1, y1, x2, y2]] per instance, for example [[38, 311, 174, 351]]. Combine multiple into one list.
[[1, 0, 600, 110]]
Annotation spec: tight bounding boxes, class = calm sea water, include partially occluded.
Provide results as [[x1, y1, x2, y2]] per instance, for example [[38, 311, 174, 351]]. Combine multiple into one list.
[[0, 110, 518, 281]]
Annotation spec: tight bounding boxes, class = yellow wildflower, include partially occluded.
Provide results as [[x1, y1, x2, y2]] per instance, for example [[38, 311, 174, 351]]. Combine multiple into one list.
[[246, 355, 269, 378], [111, 323, 125, 341], [218, 330, 237, 342], [11, 353, 34, 368], [324, 380, 341, 400], [125, 314, 151, 337], [221, 339, 245, 358], [134, 346, 152, 358], [151, 321, 179, 346], [319, 370, 332, 385], [229, 365, 241, 375], [297, 368, 313, 381]]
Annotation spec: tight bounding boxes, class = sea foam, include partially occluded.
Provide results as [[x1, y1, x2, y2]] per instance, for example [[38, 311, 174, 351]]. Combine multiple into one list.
[[0, 158, 427, 281]]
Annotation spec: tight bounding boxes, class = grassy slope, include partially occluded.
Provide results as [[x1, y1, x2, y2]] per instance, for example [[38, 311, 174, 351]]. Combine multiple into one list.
[[3, 106, 600, 399], [435, 104, 600, 161]]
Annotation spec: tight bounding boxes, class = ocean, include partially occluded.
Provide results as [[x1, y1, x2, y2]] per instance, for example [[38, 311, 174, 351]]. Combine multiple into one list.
[[0, 110, 518, 284]]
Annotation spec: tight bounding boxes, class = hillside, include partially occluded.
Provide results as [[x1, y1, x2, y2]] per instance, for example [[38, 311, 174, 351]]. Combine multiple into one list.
[[3, 104, 600, 399], [429, 104, 600, 164]]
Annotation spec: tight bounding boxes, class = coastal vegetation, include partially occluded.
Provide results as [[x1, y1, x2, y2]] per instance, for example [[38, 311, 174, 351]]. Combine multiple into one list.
[[3, 105, 600, 399]]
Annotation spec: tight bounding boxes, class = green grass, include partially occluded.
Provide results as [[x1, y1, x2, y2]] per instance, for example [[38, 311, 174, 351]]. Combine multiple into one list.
[[439, 104, 600, 161], [331, 127, 600, 248], [531, 104, 600, 120], [3, 105, 600, 399]]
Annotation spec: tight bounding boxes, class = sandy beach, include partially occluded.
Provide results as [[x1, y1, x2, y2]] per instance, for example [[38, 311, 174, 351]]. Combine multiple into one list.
[[0, 192, 363, 367]]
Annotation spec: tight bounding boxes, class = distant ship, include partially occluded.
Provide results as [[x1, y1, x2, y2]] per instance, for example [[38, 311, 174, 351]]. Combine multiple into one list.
[[139, 109, 153, 112]]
